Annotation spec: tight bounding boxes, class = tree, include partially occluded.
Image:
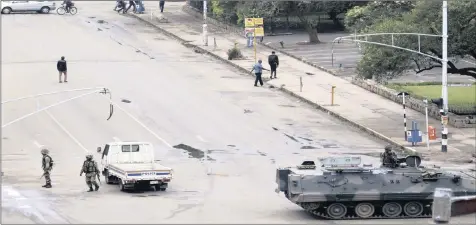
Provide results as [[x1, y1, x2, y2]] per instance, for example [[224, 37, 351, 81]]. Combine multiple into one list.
[[190, 1, 359, 44], [347, 0, 476, 81]]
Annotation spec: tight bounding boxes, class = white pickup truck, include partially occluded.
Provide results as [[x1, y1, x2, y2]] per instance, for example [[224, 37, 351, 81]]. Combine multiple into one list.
[[98, 141, 173, 192]]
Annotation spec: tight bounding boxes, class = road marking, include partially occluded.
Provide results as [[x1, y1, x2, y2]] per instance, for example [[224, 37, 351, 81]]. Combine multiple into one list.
[[113, 137, 121, 142], [101, 95, 173, 148], [44, 109, 89, 153], [33, 140, 44, 148], [196, 135, 207, 143]]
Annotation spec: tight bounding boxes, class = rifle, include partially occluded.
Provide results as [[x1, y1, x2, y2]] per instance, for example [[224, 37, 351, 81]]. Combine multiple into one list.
[[96, 172, 101, 184]]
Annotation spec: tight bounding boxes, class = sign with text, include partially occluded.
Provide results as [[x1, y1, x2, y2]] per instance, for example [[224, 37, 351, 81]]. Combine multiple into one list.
[[244, 18, 264, 27]]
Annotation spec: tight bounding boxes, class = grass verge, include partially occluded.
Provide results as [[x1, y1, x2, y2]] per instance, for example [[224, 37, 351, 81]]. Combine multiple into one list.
[[388, 83, 476, 115]]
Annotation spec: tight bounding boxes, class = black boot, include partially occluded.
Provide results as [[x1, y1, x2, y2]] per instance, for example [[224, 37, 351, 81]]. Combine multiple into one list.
[[87, 187, 94, 192], [94, 184, 99, 191], [43, 183, 52, 188]]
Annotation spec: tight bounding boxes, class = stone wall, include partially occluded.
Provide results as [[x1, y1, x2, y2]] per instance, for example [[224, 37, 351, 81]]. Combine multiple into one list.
[[183, 4, 476, 128], [351, 78, 476, 128]]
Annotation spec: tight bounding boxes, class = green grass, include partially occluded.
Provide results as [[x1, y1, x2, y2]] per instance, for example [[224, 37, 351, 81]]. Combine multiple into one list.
[[396, 85, 475, 105], [388, 84, 476, 115]]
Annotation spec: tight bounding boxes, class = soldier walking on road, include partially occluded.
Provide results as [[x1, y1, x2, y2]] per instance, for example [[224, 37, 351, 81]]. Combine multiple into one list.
[[57, 56, 68, 83], [250, 59, 269, 87], [80, 154, 100, 192], [41, 149, 53, 188], [268, 51, 279, 79]]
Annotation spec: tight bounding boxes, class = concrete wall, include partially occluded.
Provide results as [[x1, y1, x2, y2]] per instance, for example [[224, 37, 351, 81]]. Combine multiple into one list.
[[351, 78, 476, 128]]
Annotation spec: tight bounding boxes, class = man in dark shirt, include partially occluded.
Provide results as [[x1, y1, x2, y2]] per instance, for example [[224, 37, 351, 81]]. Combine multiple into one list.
[[57, 56, 68, 83], [268, 51, 279, 79]]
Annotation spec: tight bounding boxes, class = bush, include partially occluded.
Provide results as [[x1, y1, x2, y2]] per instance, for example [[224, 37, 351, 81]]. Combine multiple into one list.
[[227, 44, 243, 60]]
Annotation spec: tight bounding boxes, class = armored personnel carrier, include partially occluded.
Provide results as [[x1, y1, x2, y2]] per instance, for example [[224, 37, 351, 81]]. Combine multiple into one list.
[[275, 154, 476, 220]]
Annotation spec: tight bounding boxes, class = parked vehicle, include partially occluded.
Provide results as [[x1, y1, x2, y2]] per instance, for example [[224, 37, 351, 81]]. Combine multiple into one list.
[[98, 141, 173, 192], [1, 1, 56, 14]]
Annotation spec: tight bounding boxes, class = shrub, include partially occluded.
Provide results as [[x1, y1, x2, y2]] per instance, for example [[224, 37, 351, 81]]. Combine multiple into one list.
[[227, 44, 243, 60]]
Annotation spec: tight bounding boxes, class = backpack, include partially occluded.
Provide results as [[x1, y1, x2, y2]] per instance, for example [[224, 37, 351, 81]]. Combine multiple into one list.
[[43, 155, 54, 169]]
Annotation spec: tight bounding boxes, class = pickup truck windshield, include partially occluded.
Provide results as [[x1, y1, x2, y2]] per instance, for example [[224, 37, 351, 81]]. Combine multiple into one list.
[[122, 145, 140, 152]]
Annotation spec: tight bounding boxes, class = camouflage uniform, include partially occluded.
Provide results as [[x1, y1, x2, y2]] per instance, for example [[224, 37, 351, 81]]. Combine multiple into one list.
[[382, 145, 397, 167], [80, 154, 100, 192], [41, 149, 53, 188]]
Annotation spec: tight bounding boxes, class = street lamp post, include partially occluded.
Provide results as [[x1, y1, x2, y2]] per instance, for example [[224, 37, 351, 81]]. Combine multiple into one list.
[[202, 1, 208, 46], [441, 1, 449, 152]]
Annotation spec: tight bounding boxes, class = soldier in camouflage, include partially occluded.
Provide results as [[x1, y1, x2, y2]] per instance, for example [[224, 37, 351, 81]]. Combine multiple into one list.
[[80, 154, 100, 192], [381, 145, 398, 167], [41, 149, 53, 188]]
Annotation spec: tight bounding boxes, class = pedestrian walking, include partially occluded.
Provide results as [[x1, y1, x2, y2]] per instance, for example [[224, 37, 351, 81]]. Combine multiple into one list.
[[80, 154, 100, 192], [41, 148, 54, 188], [124, 0, 136, 13], [159, 0, 165, 13], [268, 51, 279, 79], [250, 59, 269, 87], [57, 56, 68, 83]]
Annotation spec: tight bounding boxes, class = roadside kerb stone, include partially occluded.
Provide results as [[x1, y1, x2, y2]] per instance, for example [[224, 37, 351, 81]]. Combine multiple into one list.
[[182, 5, 476, 129], [131, 13, 419, 157]]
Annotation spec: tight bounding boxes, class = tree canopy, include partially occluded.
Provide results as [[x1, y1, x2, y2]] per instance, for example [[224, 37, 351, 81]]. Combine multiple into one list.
[[191, 1, 362, 43], [345, 0, 476, 82]]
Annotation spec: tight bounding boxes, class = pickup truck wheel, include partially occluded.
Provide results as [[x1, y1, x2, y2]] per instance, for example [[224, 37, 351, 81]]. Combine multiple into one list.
[[118, 180, 125, 192], [104, 171, 114, 184], [154, 185, 166, 191]]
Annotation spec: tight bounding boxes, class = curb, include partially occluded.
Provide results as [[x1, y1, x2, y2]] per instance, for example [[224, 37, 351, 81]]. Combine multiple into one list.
[[131, 13, 420, 157], [277, 86, 419, 156]]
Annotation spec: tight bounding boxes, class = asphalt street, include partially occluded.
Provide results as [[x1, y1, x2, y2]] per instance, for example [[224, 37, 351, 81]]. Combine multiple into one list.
[[1, 2, 475, 224]]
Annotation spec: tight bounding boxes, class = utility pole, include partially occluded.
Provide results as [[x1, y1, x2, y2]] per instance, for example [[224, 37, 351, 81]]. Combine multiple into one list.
[[202, 0, 208, 46], [397, 92, 409, 141], [441, 1, 449, 152]]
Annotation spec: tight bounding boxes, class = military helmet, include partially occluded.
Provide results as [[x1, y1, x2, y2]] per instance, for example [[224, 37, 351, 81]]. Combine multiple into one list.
[[41, 148, 49, 155], [86, 154, 93, 159], [384, 145, 392, 151]]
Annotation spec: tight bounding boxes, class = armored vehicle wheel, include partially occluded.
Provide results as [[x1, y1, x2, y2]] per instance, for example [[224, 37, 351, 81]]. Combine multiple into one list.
[[403, 201, 424, 217], [326, 203, 347, 219], [382, 202, 402, 217], [354, 203, 375, 218]]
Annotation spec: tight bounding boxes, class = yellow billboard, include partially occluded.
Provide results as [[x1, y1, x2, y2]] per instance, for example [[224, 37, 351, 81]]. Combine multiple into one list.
[[245, 18, 264, 27], [253, 18, 263, 26], [245, 18, 255, 27], [254, 26, 264, 37]]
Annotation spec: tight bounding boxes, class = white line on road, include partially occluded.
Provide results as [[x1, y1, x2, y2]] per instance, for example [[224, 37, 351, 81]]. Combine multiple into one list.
[[196, 135, 207, 143], [102, 96, 173, 148], [44, 109, 89, 153], [113, 137, 121, 142], [33, 140, 44, 148]]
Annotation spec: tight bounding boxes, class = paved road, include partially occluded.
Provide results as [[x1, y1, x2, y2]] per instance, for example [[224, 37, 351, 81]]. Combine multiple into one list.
[[1, 2, 474, 224]]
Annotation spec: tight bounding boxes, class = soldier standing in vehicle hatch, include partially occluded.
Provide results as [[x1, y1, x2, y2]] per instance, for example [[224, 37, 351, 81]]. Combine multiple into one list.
[[80, 154, 100, 192], [41, 149, 53, 188], [382, 145, 397, 167]]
